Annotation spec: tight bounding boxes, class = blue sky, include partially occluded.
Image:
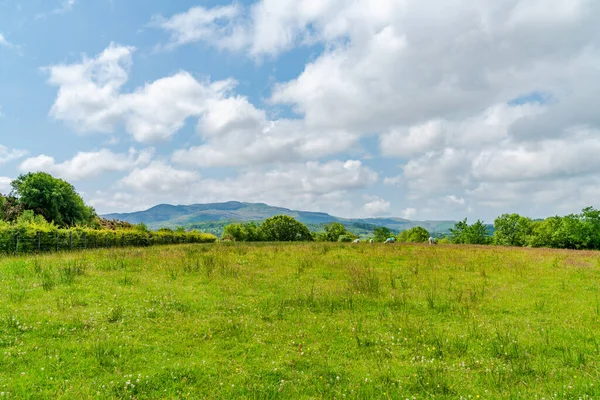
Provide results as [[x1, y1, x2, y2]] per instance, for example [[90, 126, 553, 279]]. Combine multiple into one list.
[[1, 0, 599, 221]]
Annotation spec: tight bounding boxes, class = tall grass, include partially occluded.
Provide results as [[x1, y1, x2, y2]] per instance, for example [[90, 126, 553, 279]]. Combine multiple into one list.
[[0, 243, 599, 398]]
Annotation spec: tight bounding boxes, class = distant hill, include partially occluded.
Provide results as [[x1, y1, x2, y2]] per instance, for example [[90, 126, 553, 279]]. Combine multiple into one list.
[[103, 201, 457, 237]]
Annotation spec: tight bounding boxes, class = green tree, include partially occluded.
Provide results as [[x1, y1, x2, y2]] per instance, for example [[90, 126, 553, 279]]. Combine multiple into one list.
[[223, 222, 265, 242], [324, 222, 350, 242], [493, 213, 533, 247], [449, 218, 491, 245], [397, 226, 430, 243], [260, 215, 313, 242], [373, 226, 392, 243], [10, 172, 95, 227], [580, 207, 600, 249]]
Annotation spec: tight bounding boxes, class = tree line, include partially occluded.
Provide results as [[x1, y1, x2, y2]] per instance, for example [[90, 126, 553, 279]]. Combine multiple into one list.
[[222, 207, 600, 251]]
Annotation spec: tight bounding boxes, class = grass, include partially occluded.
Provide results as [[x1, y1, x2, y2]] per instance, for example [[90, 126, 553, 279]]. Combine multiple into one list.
[[1, 243, 600, 399]]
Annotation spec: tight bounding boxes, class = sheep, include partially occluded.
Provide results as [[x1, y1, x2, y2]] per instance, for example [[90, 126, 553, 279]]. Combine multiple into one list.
[[353, 239, 361, 244], [428, 237, 438, 245], [384, 237, 396, 244], [369, 239, 374, 244]]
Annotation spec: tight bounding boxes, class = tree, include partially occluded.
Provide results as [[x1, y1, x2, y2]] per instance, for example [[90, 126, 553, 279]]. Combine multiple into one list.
[[373, 226, 392, 243], [260, 215, 313, 242], [324, 222, 350, 242], [397, 226, 430, 243], [449, 218, 491, 245], [10, 172, 95, 227], [0, 194, 24, 222], [580, 207, 600, 249], [493, 214, 533, 247], [223, 222, 265, 242]]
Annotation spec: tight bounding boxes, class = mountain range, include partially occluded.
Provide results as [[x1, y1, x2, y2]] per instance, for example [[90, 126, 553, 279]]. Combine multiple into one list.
[[103, 201, 456, 237]]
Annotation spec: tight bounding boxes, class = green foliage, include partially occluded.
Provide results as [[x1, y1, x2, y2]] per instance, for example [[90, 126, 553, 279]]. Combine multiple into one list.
[[373, 226, 392, 242], [337, 235, 353, 243], [323, 222, 349, 242], [260, 215, 313, 242], [397, 226, 430, 243], [10, 172, 95, 227], [525, 208, 600, 250], [449, 218, 491, 245], [222, 222, 265, 242], [493, 214, 533, 247], [0, 222, 217, 254]]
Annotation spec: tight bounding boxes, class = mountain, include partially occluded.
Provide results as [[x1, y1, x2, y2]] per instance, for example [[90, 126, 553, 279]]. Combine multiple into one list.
[[103, 201, 457, 236]]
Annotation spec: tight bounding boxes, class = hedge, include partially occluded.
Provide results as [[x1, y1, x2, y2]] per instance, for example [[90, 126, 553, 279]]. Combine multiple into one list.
[[0, 226, 217, 254]]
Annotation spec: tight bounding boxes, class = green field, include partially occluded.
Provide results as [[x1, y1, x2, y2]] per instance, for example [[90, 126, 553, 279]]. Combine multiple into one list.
[[1, 243, 600, 399]]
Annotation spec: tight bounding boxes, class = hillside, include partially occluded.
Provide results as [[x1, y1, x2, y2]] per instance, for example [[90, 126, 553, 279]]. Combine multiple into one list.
[[103, 201, 456, 236]]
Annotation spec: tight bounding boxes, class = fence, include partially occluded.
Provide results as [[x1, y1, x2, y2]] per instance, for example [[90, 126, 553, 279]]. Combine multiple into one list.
[[0, 228, 217, 255]]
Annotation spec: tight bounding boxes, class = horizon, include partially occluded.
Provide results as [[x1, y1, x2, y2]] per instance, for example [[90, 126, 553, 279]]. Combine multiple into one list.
[[1, 1, 599, 222]]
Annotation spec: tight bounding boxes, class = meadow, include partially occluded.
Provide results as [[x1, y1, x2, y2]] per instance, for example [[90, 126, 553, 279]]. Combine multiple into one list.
[[1, 243, 600, 399]]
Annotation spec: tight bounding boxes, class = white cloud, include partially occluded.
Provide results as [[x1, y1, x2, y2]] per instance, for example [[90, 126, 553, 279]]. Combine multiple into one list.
[[0, 145, 27, 164], [151, 5, 246, 51], [19, 148, 151, 181], [445, 195, 466, 206], [46, 43, 239, 142], [401, 208, 417, 220], [0, 33, 20, 53], [120, 161, 200, 193], [53, 0, 77, 14], [0, 177, 12, 194], [363, 197, 391, 216], [0, 34, 11, 48]]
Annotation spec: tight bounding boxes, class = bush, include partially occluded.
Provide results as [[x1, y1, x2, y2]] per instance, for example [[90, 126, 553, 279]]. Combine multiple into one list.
[[338, 235, 353, 243], [397, 227, 430, 243]]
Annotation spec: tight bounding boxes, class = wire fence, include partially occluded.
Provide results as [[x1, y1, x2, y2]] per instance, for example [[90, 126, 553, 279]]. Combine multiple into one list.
[[0, 230, 217, 255]]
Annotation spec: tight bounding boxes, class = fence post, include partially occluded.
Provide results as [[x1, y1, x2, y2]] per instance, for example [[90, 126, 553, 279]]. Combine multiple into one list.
[[15, 232, 19, 254], [69, 231, 72, 250], [37, 231, 41, 252], [83, 232, 87, 249]]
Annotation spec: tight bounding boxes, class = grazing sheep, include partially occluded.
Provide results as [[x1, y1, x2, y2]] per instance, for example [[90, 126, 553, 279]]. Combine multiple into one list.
[[428, 237, 438, 245], [384, 237, 396, 244], [353, 239, 361, 244], [369, 239, 374, 244]]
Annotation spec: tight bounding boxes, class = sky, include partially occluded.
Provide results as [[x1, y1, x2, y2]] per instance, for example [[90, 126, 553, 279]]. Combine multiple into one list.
[[0, 0, 599, 222]]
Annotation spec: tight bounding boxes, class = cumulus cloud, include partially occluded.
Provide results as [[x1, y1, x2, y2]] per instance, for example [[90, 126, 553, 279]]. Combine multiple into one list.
[[45, 44, 239, 142], [401, 208, 417, 220], [19, 148, 152, 181], [0, 145, 27, 164], [363, 197, 391, 216], [120, 161, 200, 193]]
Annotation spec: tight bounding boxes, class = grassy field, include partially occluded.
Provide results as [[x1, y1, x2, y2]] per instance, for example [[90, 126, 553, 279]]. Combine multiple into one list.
[[1, 243, 600, 399]]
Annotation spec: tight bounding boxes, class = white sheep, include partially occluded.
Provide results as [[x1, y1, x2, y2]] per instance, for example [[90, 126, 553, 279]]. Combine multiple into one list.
[[353, 239, 361, 244]]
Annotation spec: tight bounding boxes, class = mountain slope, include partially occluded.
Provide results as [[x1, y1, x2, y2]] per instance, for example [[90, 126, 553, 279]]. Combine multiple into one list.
[[103, 201, 456, 235]]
